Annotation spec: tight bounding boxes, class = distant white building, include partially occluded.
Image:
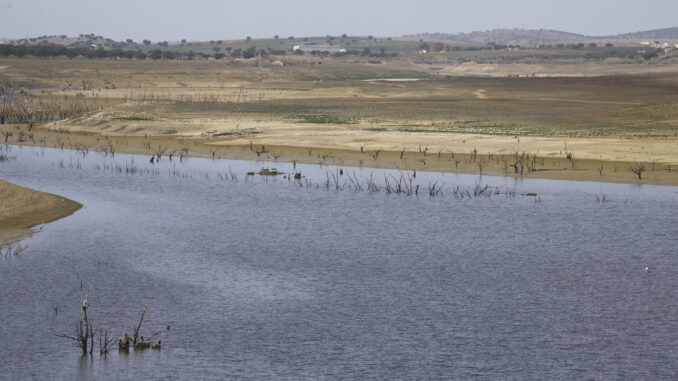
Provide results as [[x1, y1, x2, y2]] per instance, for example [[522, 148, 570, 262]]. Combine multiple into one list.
[[293, 45, 346, 53], [640, 41, 650, 46]]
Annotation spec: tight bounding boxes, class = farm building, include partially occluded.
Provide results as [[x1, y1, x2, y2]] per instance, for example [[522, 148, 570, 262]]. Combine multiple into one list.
[[293, 45, 346, 53]]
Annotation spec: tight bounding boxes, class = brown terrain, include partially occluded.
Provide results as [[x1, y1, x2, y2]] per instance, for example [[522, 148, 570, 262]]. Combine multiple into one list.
[[0, 180, 82, 244], [1, 57, 677, 186]]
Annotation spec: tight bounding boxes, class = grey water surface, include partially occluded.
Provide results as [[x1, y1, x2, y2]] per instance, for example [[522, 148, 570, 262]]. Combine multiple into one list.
[[1, 144, 677, 380]]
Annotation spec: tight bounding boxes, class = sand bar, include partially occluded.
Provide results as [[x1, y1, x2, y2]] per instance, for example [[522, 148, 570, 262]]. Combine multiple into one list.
[[0, 180, 82, 243]]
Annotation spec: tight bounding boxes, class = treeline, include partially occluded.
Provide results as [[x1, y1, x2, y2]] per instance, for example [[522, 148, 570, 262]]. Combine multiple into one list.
[[0, 44, 150, 59], [0, 43, 270, 60], [299, 49, 398, 58], [0, 43, 262, 60], [0, 43, 399, 60], [3, 42, 656, 62]]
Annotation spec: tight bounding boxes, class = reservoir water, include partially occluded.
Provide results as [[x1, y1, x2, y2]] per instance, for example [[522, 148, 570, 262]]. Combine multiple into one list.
[[1, 144, 677, 380]]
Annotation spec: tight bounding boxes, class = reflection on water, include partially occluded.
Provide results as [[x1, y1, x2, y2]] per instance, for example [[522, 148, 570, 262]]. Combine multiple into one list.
[[1, 145, 677, 380], [78, 355, 93, 380]]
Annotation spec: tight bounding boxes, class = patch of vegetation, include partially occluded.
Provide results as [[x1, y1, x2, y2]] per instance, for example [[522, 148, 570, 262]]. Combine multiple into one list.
[[111, 116, 154, 121], [293, 114, 360, 124]]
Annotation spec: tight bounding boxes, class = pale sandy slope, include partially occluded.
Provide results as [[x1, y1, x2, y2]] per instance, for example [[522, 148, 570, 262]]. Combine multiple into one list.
[[0, 180, 82, 243]]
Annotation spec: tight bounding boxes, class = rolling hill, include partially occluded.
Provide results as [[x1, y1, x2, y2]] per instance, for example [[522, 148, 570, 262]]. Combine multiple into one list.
[[406, 27, 678, 45]]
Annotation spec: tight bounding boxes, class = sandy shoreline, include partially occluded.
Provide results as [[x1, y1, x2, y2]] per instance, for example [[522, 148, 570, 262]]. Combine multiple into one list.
[[0, 180, 82, 244], [6, 122, 678, 186]]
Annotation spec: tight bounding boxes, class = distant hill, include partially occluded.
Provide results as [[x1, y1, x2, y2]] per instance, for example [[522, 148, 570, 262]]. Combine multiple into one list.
[[406, 27, 678, 45], [7, 27, 678, 52], [7, 33, 141, 49], [408, 29, 587, 45], [598, 27, 678, 40]]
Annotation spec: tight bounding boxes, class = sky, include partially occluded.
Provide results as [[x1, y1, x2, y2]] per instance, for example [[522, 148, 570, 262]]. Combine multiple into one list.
[[1, 0, 677, 42]]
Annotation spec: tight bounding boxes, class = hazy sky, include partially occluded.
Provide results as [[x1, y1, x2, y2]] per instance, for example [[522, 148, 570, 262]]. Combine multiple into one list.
[[1, 0, 676, 41]]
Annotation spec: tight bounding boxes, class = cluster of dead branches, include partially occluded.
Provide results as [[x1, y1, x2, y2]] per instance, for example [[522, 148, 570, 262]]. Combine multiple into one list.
[[57, 293, 164, 356], [179, 146, 190, 161], [509, 152, 542, 176], [0, 144, 15, 162], [0, 93, 110, 124], [98, 142, 115, 157], [1, 243, 25, 258], [255, 145, 268, 157], [512, 152, 526, 175], [94, 160, 160, 177], [310, 170, 517, 199], [2, 129, 13, 143], [149, 145, 167, 163]]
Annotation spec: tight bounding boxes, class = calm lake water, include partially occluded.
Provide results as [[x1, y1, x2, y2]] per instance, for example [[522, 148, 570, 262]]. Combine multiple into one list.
[[1, 144, 677, 380]]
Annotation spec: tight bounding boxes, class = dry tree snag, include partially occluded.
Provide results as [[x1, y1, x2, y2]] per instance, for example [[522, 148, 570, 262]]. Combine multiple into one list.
[[98, 327, 116, 355], [179, 146, 190, 161], [132, 304, 148, 345], [630, 162, 646, 180], [108, 142, 115, 157], [512, 152, 526, 176], [255, 146, 268, 157], [58, 291, 94, 354], [131, 304, 162, 350], [154, 146, 167, 161], [477, 160, 486, 176]]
